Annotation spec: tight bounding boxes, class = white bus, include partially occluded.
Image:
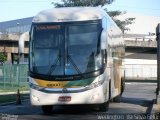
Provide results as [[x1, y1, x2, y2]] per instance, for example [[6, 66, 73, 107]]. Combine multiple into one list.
[[28, 7, 125, 113]]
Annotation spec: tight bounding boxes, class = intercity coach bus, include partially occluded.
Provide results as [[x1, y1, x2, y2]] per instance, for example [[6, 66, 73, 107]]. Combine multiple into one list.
[[28, 7, 125, 113]]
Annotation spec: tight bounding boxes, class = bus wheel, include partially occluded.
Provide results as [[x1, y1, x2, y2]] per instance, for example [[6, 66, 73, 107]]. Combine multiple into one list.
[[41, 105, 53, 114], [109, 80, 111, 100], [99, 102, 109, 112], [113, 95, 121, 103], [121, 78, 125, 95]]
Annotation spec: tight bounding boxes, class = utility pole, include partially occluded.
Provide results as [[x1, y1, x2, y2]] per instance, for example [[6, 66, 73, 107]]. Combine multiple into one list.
[[156, 23, 160, 104], [17, 22, 20, 64]]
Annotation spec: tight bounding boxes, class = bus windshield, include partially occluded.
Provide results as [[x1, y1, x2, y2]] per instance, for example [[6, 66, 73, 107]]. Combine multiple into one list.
[[30, 20, 103, 78]]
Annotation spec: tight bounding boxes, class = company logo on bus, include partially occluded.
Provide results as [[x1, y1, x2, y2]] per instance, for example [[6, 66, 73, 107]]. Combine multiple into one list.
[[62, 88, 68, 93]]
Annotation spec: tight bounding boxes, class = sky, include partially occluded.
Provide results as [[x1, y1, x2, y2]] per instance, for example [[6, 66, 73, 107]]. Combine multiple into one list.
[[0, 0, 160, 22], [106, 0, 160, 17], [0, 0, 54, 22], [106, 0, 160, 34]]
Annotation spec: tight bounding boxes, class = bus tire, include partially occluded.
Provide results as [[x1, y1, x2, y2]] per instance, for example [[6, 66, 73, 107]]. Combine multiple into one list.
[[113, 95, 121, 103], [99, 102, 109, 112], [121, 78, 125, 95], [109, 80, 111, 100], [41, 105, 53, 114]]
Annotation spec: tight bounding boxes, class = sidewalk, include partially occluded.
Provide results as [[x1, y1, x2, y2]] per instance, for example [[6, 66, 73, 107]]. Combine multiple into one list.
[[150, 104, 160, 120]]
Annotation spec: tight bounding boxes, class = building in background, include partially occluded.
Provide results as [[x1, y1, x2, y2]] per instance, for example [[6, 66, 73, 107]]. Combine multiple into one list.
[[0, 17, 33, 33], [119, 13, 160, 80], [0, 17, 33, 63]]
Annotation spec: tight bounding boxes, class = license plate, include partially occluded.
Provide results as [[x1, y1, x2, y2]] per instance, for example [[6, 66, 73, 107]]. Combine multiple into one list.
[[58, 96, 71, 102]]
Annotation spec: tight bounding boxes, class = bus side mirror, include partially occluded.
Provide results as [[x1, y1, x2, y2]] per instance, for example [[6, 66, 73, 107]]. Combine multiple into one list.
[[101, 30, 107, 49], [102, 49, 107, 64]]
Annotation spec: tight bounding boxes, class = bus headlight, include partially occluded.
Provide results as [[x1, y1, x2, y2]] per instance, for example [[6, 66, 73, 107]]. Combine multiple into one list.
[[86, 80, 104, 90], [95, 55, 102, 69], [32, 95, 40, 102], [29, 83, 43, 91]]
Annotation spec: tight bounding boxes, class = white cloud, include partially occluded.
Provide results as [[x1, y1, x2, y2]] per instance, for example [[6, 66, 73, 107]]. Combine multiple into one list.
[[117, 13, 160, 34]]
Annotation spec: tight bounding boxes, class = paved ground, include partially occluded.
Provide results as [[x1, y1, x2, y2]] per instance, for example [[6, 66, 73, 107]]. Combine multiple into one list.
[[0, 82, 159, 120]]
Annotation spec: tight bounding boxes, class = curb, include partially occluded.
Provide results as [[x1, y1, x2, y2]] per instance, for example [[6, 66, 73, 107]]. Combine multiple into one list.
[[0, 91, 29, 95], [150, 104, 160, 120], [151, 104, 160, 113], [125, 80, 157, 83]]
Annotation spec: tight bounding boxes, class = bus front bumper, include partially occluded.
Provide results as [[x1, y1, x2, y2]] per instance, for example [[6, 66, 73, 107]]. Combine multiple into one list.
[[30, 85, 106, 106]]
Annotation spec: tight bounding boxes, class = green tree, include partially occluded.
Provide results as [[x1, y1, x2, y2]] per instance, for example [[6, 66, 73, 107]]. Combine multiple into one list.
[[52, 0, 135, 32], [13, 54, 18, 63], [106, 10, 135, 32], [0, 53, 7, 64], [53, 0, 113, 7]]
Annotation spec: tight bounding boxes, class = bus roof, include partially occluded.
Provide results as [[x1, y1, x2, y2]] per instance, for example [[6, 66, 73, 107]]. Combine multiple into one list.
[[32, 7, 106, 23]]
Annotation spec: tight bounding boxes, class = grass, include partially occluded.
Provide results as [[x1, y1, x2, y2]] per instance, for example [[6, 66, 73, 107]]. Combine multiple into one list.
[[0, 82, 29, 93], [0, 93, 30, 104], [0, 87, 29, 93]]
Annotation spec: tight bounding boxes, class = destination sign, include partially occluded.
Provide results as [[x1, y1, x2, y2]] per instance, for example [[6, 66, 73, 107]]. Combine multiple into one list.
[[36, 25, 60, 30]]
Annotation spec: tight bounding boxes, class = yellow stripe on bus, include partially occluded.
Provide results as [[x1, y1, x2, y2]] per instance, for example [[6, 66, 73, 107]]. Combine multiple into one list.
[[34, 79, 69, 88], [34, 77, 95, 88]]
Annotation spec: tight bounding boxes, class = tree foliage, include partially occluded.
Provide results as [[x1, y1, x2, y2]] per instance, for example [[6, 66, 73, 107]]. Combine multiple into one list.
[[13, 54, 18, 62], [52, 0, 135, 32], [106, 10, 135, 32], [0, 53, 7, 64], [53, 0, 112, 7]]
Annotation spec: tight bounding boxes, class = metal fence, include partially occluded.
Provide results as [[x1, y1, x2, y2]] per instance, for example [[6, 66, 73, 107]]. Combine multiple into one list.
[[124, 64, 157, 81], [0, 63, 157, 89], [0, 64, 28, 90]]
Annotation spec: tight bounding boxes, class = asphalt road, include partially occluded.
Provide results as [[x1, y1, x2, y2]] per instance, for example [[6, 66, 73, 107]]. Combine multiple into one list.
[[0, 82, 158, 120]]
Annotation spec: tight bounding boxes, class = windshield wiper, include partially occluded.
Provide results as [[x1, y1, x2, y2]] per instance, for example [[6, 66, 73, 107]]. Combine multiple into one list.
[[67, 55, 82, 75], [47, 53, 61, 75]]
